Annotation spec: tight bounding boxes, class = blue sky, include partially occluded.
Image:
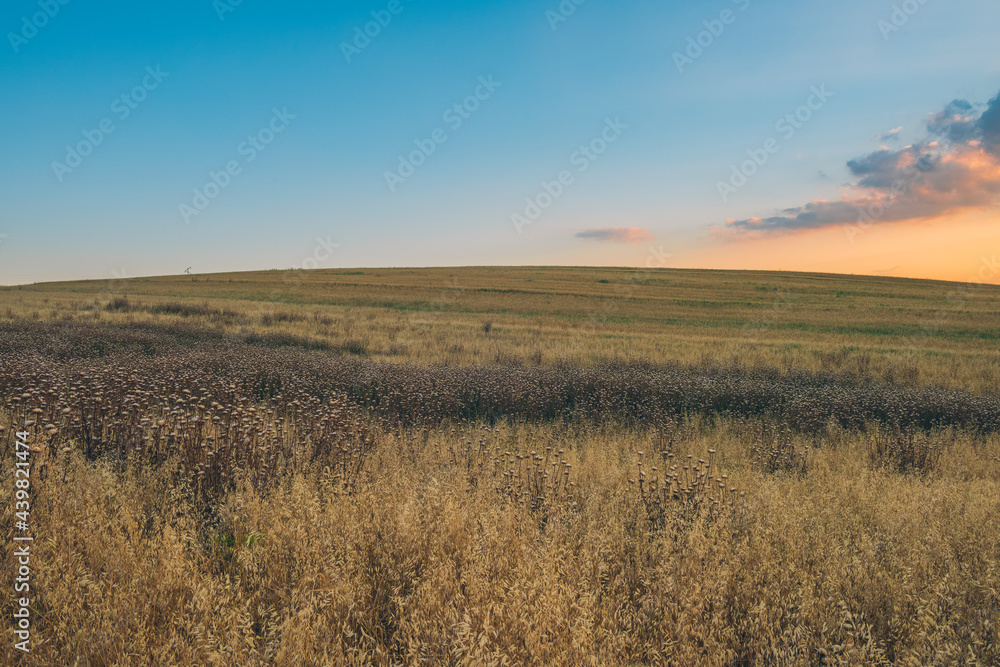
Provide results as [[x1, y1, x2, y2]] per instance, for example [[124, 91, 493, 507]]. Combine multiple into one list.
[[2, 0, 999, 283]]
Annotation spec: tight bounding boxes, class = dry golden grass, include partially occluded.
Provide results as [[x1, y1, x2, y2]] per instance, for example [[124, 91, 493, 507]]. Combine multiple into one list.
[[1, 267, 998, 665], [3, 421, 998, 665]]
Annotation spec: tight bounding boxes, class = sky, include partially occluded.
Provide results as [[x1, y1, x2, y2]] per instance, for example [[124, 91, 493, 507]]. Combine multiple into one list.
[[2, 0, 999, 285]]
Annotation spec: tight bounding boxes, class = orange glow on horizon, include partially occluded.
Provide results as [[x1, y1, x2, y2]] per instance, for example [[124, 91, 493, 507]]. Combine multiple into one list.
[[670, 209, 1000, 284]]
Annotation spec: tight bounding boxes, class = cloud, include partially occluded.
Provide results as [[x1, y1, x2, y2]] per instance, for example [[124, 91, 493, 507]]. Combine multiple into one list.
[[878, 126, 903, 142], [575, 227, 654, 243], [720, 91, 1000, 237], [846, 145, 939, 189], [927, 99, 978, 142], [979, 92, 1000, 154]]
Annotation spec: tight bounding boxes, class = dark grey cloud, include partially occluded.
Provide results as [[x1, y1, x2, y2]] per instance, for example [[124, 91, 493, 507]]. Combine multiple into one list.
[[846, 146, 938, 189], [928, 99, 978, 143], [978, 92, 1000, 154]]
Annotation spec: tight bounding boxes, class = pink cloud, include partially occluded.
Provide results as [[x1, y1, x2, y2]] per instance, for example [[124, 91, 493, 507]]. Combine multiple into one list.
[[575, 227, 654, 243]]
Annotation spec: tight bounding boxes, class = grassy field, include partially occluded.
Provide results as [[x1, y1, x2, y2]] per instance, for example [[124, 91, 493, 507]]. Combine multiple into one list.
[[4, 266, 1000, 392], [1, 267, 998, 665]]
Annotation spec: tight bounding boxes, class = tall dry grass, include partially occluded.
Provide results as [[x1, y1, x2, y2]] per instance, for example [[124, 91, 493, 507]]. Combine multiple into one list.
[[2, 418, 998, 665], [0, 293, 997, 664]]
